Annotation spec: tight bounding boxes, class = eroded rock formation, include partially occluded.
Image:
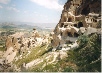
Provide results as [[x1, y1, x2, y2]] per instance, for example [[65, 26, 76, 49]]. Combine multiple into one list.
[[52, 0, 101, 49], [0, 28, 49, 65]]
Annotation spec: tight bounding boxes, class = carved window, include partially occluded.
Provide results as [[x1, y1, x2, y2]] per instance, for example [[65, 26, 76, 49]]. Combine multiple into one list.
[[68, 17, 72, 22], [74, 24, 77, 27], [94, 20, 97, 22], [91, 19, 93, 21], [67, 32, 72, 37], [78, 22, 83, 28], [60, 23, 64, 27], [51, 40, 53, 43], [64, 25, 68, 28], [60, 32, 62, 36]]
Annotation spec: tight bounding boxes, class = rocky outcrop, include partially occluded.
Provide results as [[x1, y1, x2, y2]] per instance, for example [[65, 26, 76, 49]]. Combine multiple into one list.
[[0, 28, 50, 71], [5, 36, 20, 50], [51, 0, 101, 49], [1, 36, 21, 64], [32, 28, 40, 38]]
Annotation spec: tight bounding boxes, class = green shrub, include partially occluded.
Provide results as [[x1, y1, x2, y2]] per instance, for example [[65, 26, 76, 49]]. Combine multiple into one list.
[[78, 35, 88, 46], [63, 66, 74, 72], [66, 33, 101, 72]]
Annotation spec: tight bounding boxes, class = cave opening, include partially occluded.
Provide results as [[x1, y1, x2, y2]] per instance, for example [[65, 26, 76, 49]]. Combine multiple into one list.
[[64, 25, 68, 28], [51, 39, 53, 43], [67, 32, 72, 37], [94, 20, 97, 22], [74, 24, 77, 27], [74, 32, 79, 37], [68, 17, 72, 22], [60, 32, 62, 36], [81, 6, 90, 15], [91, 19, 93, 22], [60, 23, 64, 27], [78, 22, 83, 28]]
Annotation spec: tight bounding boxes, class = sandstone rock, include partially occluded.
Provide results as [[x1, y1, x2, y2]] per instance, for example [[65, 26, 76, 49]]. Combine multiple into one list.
[[5, 50, 17, 64], [12, 37, 20, 50], [3, 47, 13, 58], [52, 0, 101, 50], [5, 37, 13, 49], [32, 28, 40, 38]]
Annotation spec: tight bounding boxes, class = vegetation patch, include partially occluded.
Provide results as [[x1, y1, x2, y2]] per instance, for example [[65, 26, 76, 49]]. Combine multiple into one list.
[[14, 45, 47, 67], [66, 33, 101, 72]]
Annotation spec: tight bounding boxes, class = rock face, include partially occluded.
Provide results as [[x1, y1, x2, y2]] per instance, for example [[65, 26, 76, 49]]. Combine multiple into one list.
[[2, 36, 20, 64], [5, 37, 20, 50], [51, 0, 101, 49]]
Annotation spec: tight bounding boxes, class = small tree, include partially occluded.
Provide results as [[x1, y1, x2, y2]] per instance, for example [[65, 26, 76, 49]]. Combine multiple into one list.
[[78, 35, 88, 47]]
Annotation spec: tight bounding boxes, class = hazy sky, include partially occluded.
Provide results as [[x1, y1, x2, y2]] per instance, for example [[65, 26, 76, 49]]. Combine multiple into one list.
[[0, 0, 67, 24]]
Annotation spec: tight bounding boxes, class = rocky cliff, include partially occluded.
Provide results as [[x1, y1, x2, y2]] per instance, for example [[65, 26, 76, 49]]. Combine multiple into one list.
[[51, 0, 101, 49]]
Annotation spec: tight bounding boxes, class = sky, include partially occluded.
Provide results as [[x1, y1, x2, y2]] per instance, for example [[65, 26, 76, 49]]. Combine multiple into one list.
[[0, 0, 67, 28]]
